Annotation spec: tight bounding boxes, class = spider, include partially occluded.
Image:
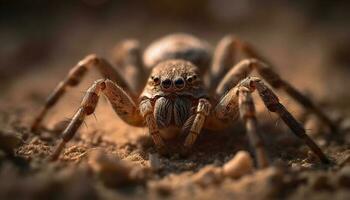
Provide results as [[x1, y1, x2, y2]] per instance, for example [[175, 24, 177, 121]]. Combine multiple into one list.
[[30, 33, 335, 167]]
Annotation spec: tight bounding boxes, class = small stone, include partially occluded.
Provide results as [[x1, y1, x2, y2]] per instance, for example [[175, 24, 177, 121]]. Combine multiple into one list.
[[90, 133, 102, 145], [87, 149, 148, 187], [148, 181, 173, 197], [0, 130, 22, 153], [222, 151, 254, 179], [191, 165, 222, 187], [253, 167, 284, 197], [31, 136, 41, 145]]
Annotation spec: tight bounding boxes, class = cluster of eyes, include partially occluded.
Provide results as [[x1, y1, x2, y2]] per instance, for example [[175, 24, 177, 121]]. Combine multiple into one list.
[[151, 75, 197, 89]]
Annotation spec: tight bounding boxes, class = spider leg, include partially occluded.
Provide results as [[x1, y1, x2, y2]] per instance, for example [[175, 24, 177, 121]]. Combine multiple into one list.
[[208, 35, 264, 91], [211, 83, 269, 168], [31, 54, 132, 132], [216, 58, 337, 133], [181, 99, 211, 153], [50, 79, 143, 161], [139, 99, 167, 154], [238, 87, 270, 168], [214, 77, 329, 164], [111, 39, 148, 93]]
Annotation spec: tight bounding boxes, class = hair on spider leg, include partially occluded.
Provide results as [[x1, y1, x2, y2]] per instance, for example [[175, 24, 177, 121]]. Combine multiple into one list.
[[50, 117, 73, 133], [67, 98, 83, 109], [78, 90, 87, 95], [181, 114, 196, 134], [63, 117, 73, 122], [82, 120, 88, 129], [61, 116, 89, 129], [92, 113, 98, 122]]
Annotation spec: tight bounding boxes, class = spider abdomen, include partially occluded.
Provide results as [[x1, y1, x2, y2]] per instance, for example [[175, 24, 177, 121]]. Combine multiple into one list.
[[143, 33, 212, 71]]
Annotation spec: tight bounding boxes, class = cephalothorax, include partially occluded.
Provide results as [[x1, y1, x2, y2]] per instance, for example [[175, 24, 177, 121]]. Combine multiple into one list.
[[31, 33, 335, 167]]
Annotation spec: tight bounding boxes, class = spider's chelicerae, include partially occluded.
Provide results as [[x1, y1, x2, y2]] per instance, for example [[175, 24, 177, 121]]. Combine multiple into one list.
[[31, 33, 336, 167]]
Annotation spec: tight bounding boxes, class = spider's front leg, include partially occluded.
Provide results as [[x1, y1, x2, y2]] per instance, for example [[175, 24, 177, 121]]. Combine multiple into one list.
[[212, 84, 269, 168], [139, 99, 167, 154], [214, 77, 330, 167], [138, 98, 211, 156], [216, 59, 337, 133], [209, 35, 336, 132], [182, 99, 211, 154], [50, 79, 143, 161], [31, 54, 133, 132]]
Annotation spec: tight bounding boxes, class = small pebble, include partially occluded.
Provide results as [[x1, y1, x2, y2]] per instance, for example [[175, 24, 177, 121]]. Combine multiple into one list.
[[192, 151, 255, 186], [222, 150, 254, 179], [87, 149, 148, 187], [148, 181, 173, 197], [191, 165, 222, 187], [0, 130, 22, 153]]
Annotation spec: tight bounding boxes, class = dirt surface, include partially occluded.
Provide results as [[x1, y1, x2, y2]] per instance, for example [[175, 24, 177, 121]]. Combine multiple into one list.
[[1, 2, 350, 200], [0, 51, 350, 200]]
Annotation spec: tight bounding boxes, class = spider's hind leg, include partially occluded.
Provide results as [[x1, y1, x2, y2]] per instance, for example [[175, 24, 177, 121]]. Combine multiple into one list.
[[208, 35, 263, 91], [111, 39, 148, 93]]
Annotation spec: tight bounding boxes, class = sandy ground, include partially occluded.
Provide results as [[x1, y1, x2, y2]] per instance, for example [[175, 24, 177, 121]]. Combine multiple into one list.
[[0, 51, 349, 200]]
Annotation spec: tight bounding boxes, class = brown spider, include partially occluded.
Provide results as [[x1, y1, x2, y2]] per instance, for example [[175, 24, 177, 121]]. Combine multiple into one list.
[[31, 33, 335, 167]]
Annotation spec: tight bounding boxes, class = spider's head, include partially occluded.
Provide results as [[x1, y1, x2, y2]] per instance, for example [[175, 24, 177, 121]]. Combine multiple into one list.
[[141, 59, 207, 99]]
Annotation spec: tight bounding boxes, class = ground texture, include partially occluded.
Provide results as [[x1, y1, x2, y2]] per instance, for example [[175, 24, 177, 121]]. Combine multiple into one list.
[[1, 5, 350, 199], [0, 58, 349, 200]]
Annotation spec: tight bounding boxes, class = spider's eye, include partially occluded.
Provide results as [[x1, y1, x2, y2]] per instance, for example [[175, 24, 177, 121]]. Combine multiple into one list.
[[161, 78, 172, 89], [174, 77, 185, 89], [151, 76, 160, 85], [186, 75, 197, 83]]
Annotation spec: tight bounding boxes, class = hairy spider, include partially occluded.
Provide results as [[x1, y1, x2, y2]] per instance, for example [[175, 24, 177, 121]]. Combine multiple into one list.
[[31, 33, 335, 167]]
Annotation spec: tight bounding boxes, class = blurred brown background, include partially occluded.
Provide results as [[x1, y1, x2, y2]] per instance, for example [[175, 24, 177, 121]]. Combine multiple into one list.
[[1, 0, 350, 109]]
